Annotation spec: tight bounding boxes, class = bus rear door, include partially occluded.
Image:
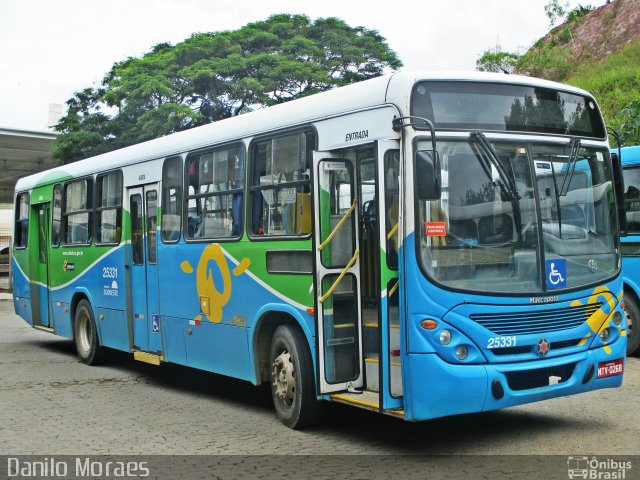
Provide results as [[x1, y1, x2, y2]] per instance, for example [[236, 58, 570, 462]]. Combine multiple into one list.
[[127, 184, 162, 357], [32, 202, 52, 329]]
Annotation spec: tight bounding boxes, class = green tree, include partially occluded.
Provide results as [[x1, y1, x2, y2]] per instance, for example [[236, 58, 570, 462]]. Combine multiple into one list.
[[618, 100, 640, 146], [544, 0, 569, 26], [53, 14, 402, 163], [475, 50, 520, 73]]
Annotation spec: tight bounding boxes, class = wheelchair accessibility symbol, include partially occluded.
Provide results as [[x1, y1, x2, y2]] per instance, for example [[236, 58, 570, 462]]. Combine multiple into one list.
[[546, 258, 567, 289]]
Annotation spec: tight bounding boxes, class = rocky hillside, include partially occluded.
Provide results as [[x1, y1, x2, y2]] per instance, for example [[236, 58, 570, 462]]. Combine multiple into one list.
[[516, 0, 640, 144]]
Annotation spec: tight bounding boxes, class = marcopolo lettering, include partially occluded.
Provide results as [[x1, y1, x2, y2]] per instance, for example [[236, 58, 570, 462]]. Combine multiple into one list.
[[345, 129, 369, 142]]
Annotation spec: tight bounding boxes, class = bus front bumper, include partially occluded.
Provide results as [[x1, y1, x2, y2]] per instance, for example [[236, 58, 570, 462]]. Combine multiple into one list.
[[404, 340, 625, 422]]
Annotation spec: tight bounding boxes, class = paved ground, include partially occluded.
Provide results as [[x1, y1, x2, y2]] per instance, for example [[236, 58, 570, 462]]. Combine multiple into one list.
[[1, 298, 639, 457]]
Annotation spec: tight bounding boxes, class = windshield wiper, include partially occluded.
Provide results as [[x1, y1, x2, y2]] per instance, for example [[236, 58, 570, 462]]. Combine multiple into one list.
[[470, 131, 520, 201], [559, 137, 581, 196]]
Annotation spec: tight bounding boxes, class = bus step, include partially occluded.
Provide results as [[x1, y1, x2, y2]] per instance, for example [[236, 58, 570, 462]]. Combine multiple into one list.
[[33, 325, 55, 334], [133, 350, 163, 366], [331, 390, 379, 411], [365, 355, 380, 392]]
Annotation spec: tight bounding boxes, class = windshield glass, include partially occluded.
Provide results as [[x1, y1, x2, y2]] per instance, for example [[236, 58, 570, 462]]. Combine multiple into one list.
[[418, 139, 619, 294]]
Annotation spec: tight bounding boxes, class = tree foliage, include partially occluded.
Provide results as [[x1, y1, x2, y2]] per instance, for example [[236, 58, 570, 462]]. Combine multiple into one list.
[[475, 50, 520, 73], [544, 0, 569, 26], [53, 14, 402, 163]]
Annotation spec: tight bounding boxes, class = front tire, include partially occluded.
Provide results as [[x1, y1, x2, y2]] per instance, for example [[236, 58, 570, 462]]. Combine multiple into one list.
[[624, 293, 640, 356], [74, 299, 106, 365], [270, 325, 320, 429]]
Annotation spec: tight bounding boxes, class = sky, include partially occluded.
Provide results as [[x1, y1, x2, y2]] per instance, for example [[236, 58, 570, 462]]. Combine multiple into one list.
[[0, 0, 608, 132]]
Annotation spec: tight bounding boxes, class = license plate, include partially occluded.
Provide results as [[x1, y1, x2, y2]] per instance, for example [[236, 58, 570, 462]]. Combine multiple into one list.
[[597, 359, 624, 378]]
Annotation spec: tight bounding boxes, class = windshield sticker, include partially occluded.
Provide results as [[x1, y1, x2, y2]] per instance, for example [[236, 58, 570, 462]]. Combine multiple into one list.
[[425, 221, 446, 236], [546, 258, 567, 289]]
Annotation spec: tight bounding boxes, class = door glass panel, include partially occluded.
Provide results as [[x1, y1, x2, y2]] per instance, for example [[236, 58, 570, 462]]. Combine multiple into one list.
[[387, 278, 403, 396], [146, 191, 158, 264], [318, 160, 355, 268], [38, 207, 46, 264], [322, 273, 359, 384], [131, 194, 144, 265], [384, 150, 400, 269]]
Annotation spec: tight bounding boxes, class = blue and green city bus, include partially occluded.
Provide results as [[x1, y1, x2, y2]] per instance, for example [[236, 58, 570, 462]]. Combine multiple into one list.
[[12, 72, 628, 428], [617, 145, 640, 355]]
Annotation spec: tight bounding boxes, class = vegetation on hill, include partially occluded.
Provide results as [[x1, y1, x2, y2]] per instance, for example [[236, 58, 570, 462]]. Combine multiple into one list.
[[479, 0, 640, 145]]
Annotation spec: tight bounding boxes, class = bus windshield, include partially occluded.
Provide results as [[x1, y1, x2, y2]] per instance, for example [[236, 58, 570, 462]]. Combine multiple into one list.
[[418, 139, 619, 294]]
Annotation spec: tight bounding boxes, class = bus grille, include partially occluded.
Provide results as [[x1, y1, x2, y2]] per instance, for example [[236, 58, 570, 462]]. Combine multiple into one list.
[[469, 303, 603, 335]]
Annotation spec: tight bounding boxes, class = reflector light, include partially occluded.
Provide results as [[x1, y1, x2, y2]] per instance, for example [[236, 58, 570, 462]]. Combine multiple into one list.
[[421, 319, 438, 330]]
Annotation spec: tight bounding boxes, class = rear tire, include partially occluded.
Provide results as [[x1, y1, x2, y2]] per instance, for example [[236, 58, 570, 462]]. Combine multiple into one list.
[[624, 293, 640, 356], [74, 299, 106, 365], [270, 325, 320, 429]]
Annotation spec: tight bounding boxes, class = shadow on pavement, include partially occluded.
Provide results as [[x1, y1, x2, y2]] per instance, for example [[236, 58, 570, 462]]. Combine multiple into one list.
[[28, 336, 594, 453]]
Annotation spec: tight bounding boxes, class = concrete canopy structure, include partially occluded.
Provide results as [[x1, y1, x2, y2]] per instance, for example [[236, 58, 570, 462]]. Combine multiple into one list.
[[0, 127, 58, 204]]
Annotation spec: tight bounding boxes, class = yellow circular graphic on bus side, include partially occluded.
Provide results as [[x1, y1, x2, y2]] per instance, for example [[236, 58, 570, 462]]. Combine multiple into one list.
[[196, 244, 232, 323], [181, 245, 251, 324]]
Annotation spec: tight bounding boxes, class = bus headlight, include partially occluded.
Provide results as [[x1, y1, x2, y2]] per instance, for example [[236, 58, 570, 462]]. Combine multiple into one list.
[[439, 330, 451, 345], [612, 311, 622, 326], [455, 345, 468, 360], [599, 328, 610, 342]]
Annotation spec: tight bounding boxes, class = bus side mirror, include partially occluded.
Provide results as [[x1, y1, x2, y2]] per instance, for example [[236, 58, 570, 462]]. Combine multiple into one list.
[[415, 150, 441, 200], [611, 152, 627, 236]]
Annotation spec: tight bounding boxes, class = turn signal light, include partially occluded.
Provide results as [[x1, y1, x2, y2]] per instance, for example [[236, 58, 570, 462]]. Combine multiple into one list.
[[421, 319, 438, 330]]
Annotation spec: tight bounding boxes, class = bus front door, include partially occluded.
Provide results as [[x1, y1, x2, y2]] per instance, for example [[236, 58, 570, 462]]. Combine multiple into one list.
[[128, 184, 161, 355], [313, 152, 364, 394], [374, 140, 403, 410]]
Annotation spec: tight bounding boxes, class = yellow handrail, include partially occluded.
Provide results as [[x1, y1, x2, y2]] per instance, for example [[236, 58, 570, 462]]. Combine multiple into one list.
[[319, 249, 359, 303], [317, 197, 357, 251], [388, 281, 399, 298], [387, 222, 398, 240]]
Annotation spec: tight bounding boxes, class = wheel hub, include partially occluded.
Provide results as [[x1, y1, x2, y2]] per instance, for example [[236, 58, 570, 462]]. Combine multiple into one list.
[[272, 351, 295, 406]]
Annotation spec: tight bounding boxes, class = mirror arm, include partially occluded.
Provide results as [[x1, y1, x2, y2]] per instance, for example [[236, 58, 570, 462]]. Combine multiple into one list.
[[392, 116, 436, 151]]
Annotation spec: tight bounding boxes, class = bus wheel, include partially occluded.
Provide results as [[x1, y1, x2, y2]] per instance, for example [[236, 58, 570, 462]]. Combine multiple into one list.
[[269, 325, 320, 429], [74, 299, 106, 365], [624, 293, 640, 356]]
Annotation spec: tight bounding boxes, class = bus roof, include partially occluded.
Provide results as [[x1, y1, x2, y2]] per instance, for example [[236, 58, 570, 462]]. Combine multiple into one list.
[[15, 71, 595, 193]]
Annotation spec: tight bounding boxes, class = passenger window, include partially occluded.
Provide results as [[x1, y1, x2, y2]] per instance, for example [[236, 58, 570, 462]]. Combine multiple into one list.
[[96, 171, 123, 244], [161, 156, 183, 243], [251, 131, 314, 236], [14, 193, 29, 249], [186, 145, 244, 239], [52, 185, 62, 247], [63, 179, 92, 245]]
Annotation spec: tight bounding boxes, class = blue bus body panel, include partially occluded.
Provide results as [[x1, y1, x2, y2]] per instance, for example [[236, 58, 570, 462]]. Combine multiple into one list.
[[622, 234, 640, 300], [157, 241, 314, 383], [12, 257, 32, 324]]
